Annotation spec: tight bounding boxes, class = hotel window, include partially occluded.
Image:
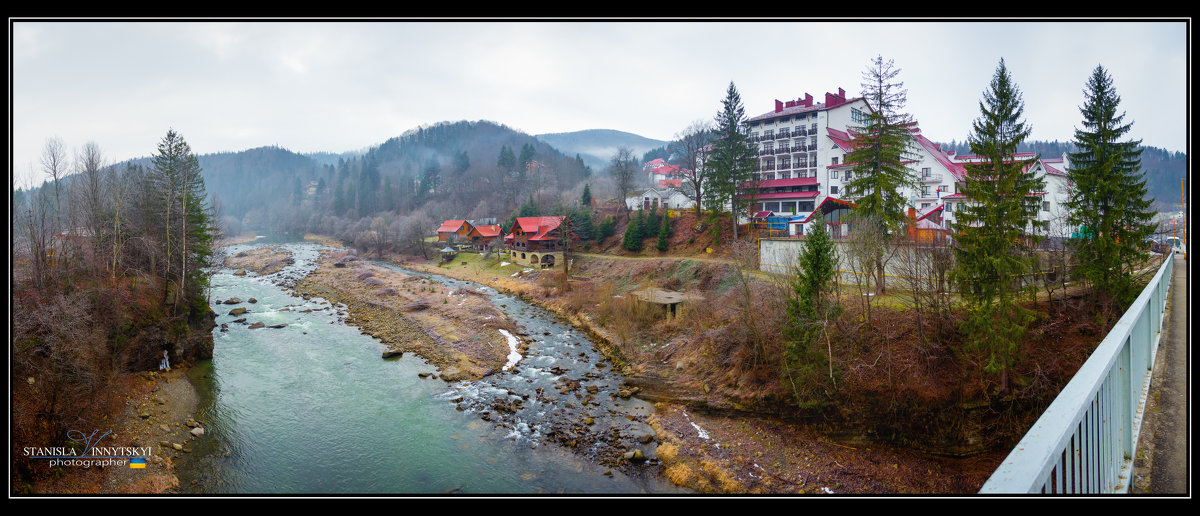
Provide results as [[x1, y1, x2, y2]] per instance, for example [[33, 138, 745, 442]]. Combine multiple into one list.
[[921, 185, 930, 196], [947, 202, 954, 212], [781, 201, 796, 213], [831, 170, 838, 179], [831, 186, 839, 195], [921, 202, 931, 209], [831, 157, 839, 166], [921, 167, 931, 177], [851, 108, 866, 125], [1043, 201, 1050, 212], [809, 136, 817, 148]]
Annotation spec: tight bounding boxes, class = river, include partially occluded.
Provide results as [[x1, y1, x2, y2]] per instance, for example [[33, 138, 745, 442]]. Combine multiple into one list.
[[176, 238, 687, 494]]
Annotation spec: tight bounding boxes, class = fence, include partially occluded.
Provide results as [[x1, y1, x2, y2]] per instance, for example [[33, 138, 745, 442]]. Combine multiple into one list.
[[979, 249, 1175, 494]]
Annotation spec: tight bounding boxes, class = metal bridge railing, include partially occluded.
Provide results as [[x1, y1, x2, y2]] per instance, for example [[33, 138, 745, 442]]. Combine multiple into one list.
[[979, 250, 1175, 494]]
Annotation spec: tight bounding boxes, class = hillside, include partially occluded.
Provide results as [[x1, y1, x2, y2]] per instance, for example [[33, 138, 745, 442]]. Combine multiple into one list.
[[537, 129, 670, 172]]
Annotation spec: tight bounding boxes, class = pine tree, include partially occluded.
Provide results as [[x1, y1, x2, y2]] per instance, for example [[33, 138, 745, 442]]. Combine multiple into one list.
[[1065, 65, 1157, 313], [709, 82, 759, 240], [951, 59, 1045, 392], [844, 55, 920, 295], [656, 214, 671, 252], [623, 209, 645, 252], [580, 183, 592, 207], [784, 212, 841, 403]]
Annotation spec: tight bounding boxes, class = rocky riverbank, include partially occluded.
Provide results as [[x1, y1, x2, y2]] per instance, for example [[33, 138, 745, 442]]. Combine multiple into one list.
[[291, 248, 519, 381], [77, 368, 200, 494]]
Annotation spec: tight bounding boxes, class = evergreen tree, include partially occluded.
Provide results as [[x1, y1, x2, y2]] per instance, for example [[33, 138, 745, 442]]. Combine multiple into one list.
[[150, 129, 214, 316], [597, 216, 616, 242], [844, 55, 920, 295], [708, 82, 759, 240], [784, 212, 841, 402], [1065, 65, 1157, 312], [951, 58, 1045, 392], [581, 183, 593, 207], [623, 209, 645, 252], [656, 213, 671, 252]]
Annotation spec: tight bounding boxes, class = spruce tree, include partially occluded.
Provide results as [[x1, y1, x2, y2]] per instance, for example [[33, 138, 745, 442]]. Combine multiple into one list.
[[844, 55, 920, 295], [1065, 65, 1156, 313], [581, 183, 592, 207], [784, 212, 841, 402], [623, 209, 644, 252], [656, 214, 671, 252], [709, 82, 759, 240], [951, 59, 1046, 392]]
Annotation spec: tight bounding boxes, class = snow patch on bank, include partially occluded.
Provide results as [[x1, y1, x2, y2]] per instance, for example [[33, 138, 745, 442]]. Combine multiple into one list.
[[499, 329, 522, 371]]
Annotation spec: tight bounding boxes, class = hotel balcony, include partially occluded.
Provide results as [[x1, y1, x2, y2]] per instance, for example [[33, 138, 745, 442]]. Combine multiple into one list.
[[919, 173, 943, 183]]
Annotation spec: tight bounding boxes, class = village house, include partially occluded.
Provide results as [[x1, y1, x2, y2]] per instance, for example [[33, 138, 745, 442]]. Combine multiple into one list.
[[466, 223, 504, 250], [625, 186, 696, 212], [506, 216, 568, 268], [436, 219, 473, 243]]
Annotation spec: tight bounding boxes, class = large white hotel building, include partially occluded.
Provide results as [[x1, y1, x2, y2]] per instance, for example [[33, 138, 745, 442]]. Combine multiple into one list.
[[740, 87, 1072, 238]]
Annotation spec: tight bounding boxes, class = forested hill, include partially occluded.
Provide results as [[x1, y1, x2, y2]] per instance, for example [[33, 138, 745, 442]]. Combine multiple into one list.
[[124, 120, 597, 239], [536, 129, 669, 172], [935, 139, 1187, 212]]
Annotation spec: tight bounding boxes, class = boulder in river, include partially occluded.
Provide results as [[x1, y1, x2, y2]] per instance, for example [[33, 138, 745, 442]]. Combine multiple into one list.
[[248, 298, 258, 304], [224, 298, 242, 305], [382, 349, 404, 359], [248, 322, 265, 329], [268, 323, 288, 329], [229, 307, 248, 316], [233, 269, 247, 276]]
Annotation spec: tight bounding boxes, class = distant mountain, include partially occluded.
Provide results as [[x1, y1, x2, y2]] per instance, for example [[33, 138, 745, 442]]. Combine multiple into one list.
[[536, 129, 670, 171]]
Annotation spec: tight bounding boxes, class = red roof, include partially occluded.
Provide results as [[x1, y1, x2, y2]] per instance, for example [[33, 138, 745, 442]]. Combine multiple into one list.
[[752, 211, 774, 219], [748, 95, 867, 123], [510, 216, 566, 241], [745, 177, 819, 189], [827, 127, 852, 152], [658, 179, 683, 188], [800, 197, 858, 223], [653, 164, 681, 176], [437, 219, 468, 233], [1041, 158, 1069, 177], [644, 158, 666, 168], [913, 133, 967, 181], [473, 224, 502, 237], [746, 191, 821, 200], [915, 203, 944, 221]]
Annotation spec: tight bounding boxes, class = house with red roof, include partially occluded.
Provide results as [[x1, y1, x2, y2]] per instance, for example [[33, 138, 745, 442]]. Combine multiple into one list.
[[506, 216, 569, 268], [437, 219, 473, 242], [466, 223, 505, 250]]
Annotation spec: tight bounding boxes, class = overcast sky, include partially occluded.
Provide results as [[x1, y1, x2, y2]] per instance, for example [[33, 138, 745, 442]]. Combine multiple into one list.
[[11, 19, 1189, 188]]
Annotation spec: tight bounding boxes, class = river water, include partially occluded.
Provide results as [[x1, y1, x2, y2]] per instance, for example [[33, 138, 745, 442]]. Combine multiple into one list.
[[176, 239, 686, 494]]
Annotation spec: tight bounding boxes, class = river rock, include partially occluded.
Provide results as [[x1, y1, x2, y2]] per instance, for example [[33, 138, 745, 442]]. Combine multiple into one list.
[[190, 427, 205, 437], [172, 443, 183, 451], [233, 318, 247, 324], [268, 324, 288, 329], [381, 349, 403, 359], [248, 322, 265, 329], [229, 307, 248, 316], [248, 298, 257, 303], [233, 269, 247, 276], [224, 298, 242, 304]]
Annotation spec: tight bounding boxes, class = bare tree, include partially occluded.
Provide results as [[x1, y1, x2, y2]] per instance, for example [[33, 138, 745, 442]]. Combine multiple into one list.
[[670, 120, 713, 220], [40, 137, 68, 228], [608, 146, 638, 214]]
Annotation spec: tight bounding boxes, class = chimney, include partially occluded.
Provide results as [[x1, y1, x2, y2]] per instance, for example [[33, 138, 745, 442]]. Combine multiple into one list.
[[838, 87, 845, 98], [803, 93, 813, 107], [785, 100, 796, 108], [775, 100, 783, 113]]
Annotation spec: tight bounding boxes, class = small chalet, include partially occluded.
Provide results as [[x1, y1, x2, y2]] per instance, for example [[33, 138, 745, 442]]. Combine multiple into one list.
[[437, 220, 473, 243], [467, 224, 504, 250], [507, 216, 568, 268]]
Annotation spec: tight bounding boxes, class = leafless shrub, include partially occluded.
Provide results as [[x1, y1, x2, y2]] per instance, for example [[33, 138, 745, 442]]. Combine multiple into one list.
[[376, 287, 397, 296], [363, 277, 383, 286]]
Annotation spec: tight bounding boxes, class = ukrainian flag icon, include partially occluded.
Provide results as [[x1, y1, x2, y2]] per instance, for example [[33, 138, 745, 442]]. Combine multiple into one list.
[[129, 458, 146, 469]]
